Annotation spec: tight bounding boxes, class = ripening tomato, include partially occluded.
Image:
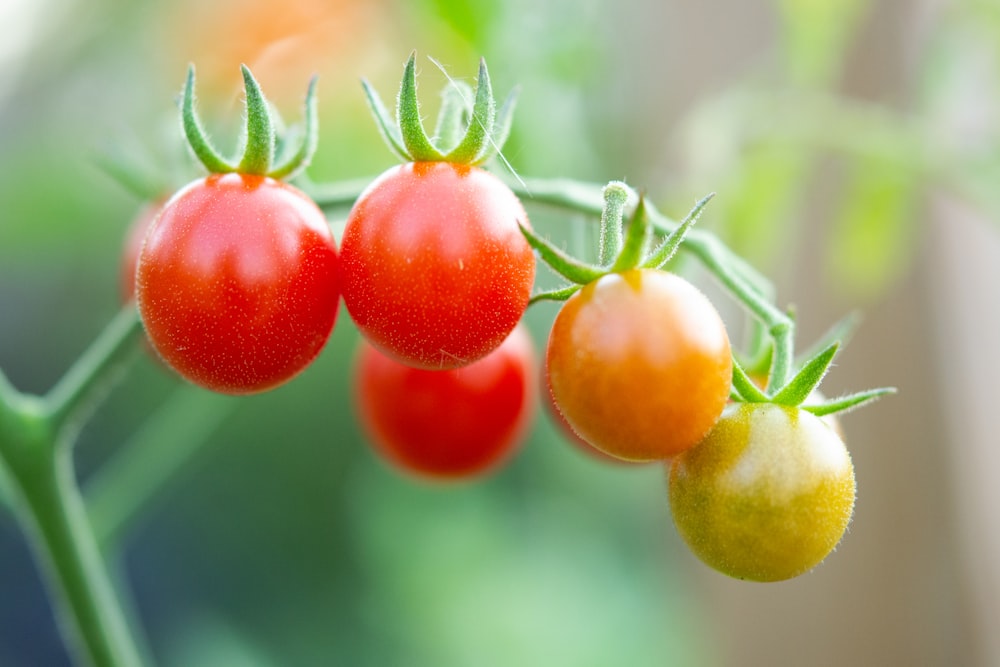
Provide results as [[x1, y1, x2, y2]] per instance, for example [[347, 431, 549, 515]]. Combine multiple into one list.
[[354, 325, 536, 480], [541, 371, 645, 466], [547, 269, 732, 461], [668, 403, 856, 582], [339, 162, 535, 370], [136, 173, 340, 394]]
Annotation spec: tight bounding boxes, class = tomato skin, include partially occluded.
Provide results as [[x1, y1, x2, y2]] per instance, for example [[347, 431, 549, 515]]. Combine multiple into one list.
[[339, 162, 535, 370], [546, 269, 732, 461], [668, 403, 856, 582], [136, 173, 340, 394], [354, 325, 536, 480], [542, 370, 645, 466]]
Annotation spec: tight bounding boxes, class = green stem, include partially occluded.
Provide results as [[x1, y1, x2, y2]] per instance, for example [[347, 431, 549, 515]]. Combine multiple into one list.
[[0, 304, 148, 666], [2, 400, 143, 667], [43, 306, 143, 435]]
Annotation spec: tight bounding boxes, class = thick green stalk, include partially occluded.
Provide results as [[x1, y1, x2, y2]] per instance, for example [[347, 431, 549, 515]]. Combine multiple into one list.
[[5, 416, 143, 667], [0, 306, 147, 666]]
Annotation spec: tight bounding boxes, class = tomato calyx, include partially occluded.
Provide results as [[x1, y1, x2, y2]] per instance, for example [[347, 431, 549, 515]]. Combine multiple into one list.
[[520, 181, 715, 304], [362, 52, 519, 166], [181, 64, 318, 179], [730, 316, 895, 418]]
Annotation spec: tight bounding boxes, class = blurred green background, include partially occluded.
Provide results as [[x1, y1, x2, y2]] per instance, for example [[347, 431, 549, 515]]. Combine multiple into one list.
[[2, 0, 999, 665]]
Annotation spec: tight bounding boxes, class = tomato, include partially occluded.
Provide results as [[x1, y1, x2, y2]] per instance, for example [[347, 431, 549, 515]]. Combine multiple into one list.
[[339, 161, 535, 370], [546, 269, 732, 461], [541, 370, 645, 466], [136, 173, 340, 394], [354, 325, 536, 480], [668, 403, 855, 582]]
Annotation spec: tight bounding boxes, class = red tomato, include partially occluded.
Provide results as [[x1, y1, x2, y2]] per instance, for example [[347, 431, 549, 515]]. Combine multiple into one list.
[[136, 173, 340, 394], [339, 162, 535, 370], [547, 269, 732, 461], [354, 325, 536, 480]]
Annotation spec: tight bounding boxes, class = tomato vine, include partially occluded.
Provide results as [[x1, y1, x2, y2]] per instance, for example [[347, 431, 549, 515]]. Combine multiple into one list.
[[0, 54, 895, 666]]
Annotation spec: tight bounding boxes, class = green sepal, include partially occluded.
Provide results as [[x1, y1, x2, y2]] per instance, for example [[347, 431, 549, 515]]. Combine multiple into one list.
[[362, 53, 517, 166], [433, 80, 474, 151], [803, 387, 896, 417], [643, 193, 715, 270], [444, 58, 496, 164], [397, 53, 445, 161], [268, 75, 319, 180], [610, 195, 651, 272], [528, 284, 582, 304], [518, 222, 604, 285], [237, 65, 276, 175], [181, 65, 237, 173], [730, 358, 769, 403], [771, 341, 839, 406], [361, 78, 409, 161]]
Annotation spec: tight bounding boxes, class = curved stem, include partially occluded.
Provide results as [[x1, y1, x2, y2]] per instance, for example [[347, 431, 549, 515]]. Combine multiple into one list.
[[0, 304, 148, 666], [44, 306, 143, 435], [12, 443, 141, 667]]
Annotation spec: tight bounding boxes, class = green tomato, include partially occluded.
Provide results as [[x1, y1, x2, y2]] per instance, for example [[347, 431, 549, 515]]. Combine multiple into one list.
[[668, 403, 855, 582]]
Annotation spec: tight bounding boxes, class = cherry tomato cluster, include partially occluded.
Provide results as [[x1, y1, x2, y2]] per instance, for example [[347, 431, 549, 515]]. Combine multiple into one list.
[[122, 56, 889, 582]]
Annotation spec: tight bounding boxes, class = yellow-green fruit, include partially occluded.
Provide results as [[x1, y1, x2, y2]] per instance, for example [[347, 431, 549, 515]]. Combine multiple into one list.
[[668, 403, 855, 582]]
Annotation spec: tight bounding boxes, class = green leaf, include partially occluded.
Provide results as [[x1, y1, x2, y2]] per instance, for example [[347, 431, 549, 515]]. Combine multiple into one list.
[[396, 53, 445, 162], [803, 387, 896, 417], [771, 341, 839, 406], [518, 222, 604, 285], [444, 58, 496, 164], [237, 65, 275, 175], [181, 65, 236, 173]]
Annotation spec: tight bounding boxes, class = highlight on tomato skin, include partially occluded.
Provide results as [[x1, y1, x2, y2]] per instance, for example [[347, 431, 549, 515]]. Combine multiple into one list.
[[339, 161, 536, 371], [668, 402, 856, 583], [136, 173, 341, 395], [547, 268, 733, 462], [353, 324, 537, 481]]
